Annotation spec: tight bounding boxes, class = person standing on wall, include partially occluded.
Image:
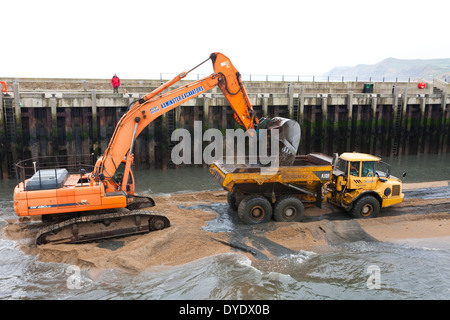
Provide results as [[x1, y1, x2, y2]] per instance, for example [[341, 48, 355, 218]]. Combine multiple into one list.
[[111, 74, 120, 93]]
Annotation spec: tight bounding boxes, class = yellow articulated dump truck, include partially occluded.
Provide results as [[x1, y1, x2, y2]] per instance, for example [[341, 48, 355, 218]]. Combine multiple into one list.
[[209, 152, 405, 224]]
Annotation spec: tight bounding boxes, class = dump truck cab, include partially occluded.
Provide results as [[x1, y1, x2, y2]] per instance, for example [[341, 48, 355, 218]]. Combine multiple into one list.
[[328, 152, 405, 218]]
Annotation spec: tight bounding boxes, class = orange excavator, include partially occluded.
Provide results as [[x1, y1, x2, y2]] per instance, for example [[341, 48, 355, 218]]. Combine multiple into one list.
[[13, 53, 301, 244]]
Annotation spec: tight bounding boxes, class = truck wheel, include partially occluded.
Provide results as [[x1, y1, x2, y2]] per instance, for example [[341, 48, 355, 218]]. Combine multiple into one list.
[[351, 196, 380, 219], [274, 196, 305, 222], [227, 192, 238, 211], [238, 195, 272, 224]]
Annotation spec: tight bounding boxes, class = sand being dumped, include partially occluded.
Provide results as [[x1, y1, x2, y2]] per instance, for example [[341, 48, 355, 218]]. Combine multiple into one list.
[[4, 184, 450, 274]]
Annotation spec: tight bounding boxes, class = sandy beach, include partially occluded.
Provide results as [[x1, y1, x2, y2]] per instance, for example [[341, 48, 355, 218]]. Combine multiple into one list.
[[4, 181, 450, 274]]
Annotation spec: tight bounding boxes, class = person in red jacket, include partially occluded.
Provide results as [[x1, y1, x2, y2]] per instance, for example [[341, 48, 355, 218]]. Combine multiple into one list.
[[111, 74, 120, 93]]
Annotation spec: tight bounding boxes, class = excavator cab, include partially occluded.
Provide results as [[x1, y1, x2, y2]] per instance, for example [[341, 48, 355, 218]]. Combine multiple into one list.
[[112, 161, 135, 194]]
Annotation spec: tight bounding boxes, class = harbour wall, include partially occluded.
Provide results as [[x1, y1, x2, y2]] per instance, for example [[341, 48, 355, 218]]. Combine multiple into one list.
[[0, 78, 449, 179]]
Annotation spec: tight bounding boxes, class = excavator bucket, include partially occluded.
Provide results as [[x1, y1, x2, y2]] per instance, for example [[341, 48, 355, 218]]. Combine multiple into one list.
[[265, 117, 301, 166]]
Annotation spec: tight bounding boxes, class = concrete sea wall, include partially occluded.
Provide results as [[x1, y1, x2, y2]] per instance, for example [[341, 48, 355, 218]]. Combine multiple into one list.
[[0, 78, 449, 179]]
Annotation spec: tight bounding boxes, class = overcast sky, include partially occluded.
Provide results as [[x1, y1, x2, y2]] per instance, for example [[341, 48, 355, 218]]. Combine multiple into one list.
[[1, 0, 449, 79]]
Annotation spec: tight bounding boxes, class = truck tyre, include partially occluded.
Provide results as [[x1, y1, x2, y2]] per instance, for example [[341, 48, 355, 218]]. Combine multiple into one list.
[[238, 195, 273, 224], [351, 195, 380, 219], [227, 192, 238, 211], [273, 196, 305, 222]]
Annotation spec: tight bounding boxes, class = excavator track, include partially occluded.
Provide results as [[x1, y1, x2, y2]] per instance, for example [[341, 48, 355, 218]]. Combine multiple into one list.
[[36, 210, 170, 245]]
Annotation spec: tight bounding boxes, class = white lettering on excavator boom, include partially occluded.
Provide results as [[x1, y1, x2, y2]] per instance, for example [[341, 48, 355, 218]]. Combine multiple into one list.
[[160, 86, 205, 110]]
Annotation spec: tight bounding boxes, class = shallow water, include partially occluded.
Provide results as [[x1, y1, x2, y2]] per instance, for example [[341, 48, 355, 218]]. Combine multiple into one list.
[[0, 154, 449, 300], [1, 236, 449, 300]]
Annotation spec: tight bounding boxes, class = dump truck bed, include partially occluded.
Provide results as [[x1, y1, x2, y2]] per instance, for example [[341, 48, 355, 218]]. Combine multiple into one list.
[[210, 153, 333, 197]]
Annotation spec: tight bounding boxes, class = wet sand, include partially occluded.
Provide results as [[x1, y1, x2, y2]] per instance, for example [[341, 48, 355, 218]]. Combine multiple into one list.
[[4, 181, 450, 273]]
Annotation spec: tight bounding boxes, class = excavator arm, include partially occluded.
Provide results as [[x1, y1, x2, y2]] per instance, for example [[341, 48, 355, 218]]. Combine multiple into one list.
[[94, 53, 260, 192], [210, 52, 258, 129]]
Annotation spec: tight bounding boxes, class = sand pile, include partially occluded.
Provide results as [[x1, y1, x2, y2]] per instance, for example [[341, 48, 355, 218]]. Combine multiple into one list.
[[5, 192, 233, 272], [4, 185, 450, 273]]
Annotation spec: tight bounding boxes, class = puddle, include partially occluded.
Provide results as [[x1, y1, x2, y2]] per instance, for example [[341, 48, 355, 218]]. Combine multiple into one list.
[[97, 240, 125, 251]]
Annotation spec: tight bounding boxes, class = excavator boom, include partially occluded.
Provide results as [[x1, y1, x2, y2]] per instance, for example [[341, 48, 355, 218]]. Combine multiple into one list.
[[96, 73, 220, 187], [96, 53, 259, 189]]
